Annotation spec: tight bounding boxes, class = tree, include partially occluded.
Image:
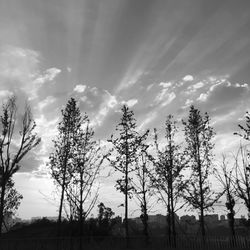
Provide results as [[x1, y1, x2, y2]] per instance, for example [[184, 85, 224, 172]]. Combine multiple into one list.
[[234, 111, 250, 140], [108, 105, 148, 243], [150, 115, 186, 246], [66, 119, 105, 238], [182, 106, 219, 239], [133, 143, 152, 242], [0, 96, 41, 235], [3, 179, 23, 217], [215, 155, 236, 239], [234, 111, 250, 221], [97, 202, 115, 235], [234, 145, 250, 220], [49, 98, 83, 227]]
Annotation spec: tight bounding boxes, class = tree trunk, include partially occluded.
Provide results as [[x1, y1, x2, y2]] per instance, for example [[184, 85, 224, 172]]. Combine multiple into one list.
[[196, 134, 205, 240], [170, 192, 176, 247], [228, 211, 235, 246], [199, 167, 205, 239], [125, 164, 129, 247], [125, 125, 129, 248], [199, 169, 205, 240], [169, 139, 176, 247], [58, 180, 65, 222], [142, 176, 149, 243], [167, 205, 171, 245], [79, 171, 83, 250], [57, 159, 68, 237], [0, 181, 6, 236]]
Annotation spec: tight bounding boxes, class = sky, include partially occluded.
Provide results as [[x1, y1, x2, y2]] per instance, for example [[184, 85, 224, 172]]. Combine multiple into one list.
[[0, 0, 250, 220]]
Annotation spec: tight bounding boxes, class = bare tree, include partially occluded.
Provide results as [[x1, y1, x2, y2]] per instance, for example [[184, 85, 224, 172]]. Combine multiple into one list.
[[234, 145, 250, 220], [133, 144, 152, 243], [215, 154, 236, 239], [66, 119, 105, 238], [0, 96, 41, 235], [234, 111, 250, 140], [182, 106, 220, 239], [108, 105, 148, 245], [49, 98, 84, 228], [149, 115, 186, 247], [234, 111, 250, 220]]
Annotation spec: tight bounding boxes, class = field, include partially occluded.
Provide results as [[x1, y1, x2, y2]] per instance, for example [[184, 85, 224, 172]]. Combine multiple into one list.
[[0, 236, 250, 250]]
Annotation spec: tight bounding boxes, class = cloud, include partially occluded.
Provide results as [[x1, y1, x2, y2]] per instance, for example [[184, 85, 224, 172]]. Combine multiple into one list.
[[116, 69, 144, 92], [138, 111, 157, 131], [122, 99, 138, 108], [161, 92, 176, 107], [91, 91, 118, 127], [154, 88, 176, 107], [105, 91, 118, 109], [203, 80, 248, 106], [38, 96, 56, 110], [0, 45, 39, 82], [146, 83, 154, 91], [34, 68, 61, 85], [89, 87, 98, 96], [194, 79, 249, 128], [0, 45, 61, 100], [235, 83, 248, 88], [182, 98, 193, 109], [197, 93, 208, 102], [192, 81, 204, 89], [159, 82, 172, 88], [35, 114, 59, 156], [0, 90, 13, 98], [183, 75, 194, 81], [74, 84, 86, 93], [186, 81, 205, 95]]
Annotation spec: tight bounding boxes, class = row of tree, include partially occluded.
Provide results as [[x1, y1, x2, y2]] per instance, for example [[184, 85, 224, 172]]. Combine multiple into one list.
[[47, 98, 250, 246], [0, 96, 250, 247]]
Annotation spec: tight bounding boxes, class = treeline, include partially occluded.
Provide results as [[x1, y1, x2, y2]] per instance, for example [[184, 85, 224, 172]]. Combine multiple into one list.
[[0, 96, 250, 246]]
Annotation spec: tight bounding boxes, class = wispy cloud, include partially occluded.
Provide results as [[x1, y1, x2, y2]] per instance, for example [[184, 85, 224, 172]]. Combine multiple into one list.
[[91, 90, 118, 127], [74, 84, 86, 93], [183, 75, 194, 82], [0, 45, 61, 100], [38, 96, 56, 111], [122, 99, 138, 108]]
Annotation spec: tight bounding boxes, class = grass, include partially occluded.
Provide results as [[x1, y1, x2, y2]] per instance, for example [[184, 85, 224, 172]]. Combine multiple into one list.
[[0, 236, 250, 250]]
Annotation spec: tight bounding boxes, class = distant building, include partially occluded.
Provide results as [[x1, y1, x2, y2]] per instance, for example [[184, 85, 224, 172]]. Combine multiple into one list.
[[202, 214, 219, 225], [148, 214, 166, 225], [220, 215, 226, 221], [46, 216, 58, 222], [180, 215, 196, 224], [31, 216, 42, 222]]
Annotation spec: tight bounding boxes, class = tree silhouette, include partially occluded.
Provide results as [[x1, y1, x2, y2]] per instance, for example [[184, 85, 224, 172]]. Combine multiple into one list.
[[0, 96, 41, 235], [234, 145, 250, 220], [149, 115, 186, 246], [182, 106, 219, 239], [234, 111, 250, 140], [234, 110, 250, 221], [49, 98, 84, 230], [215, 155, 236, 240], [133, 141, 151, 243], [108, 105, 148, 245], [66, 118, 105, 239], [3, 179, 23, 217], [97, 202, 115, 235]]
